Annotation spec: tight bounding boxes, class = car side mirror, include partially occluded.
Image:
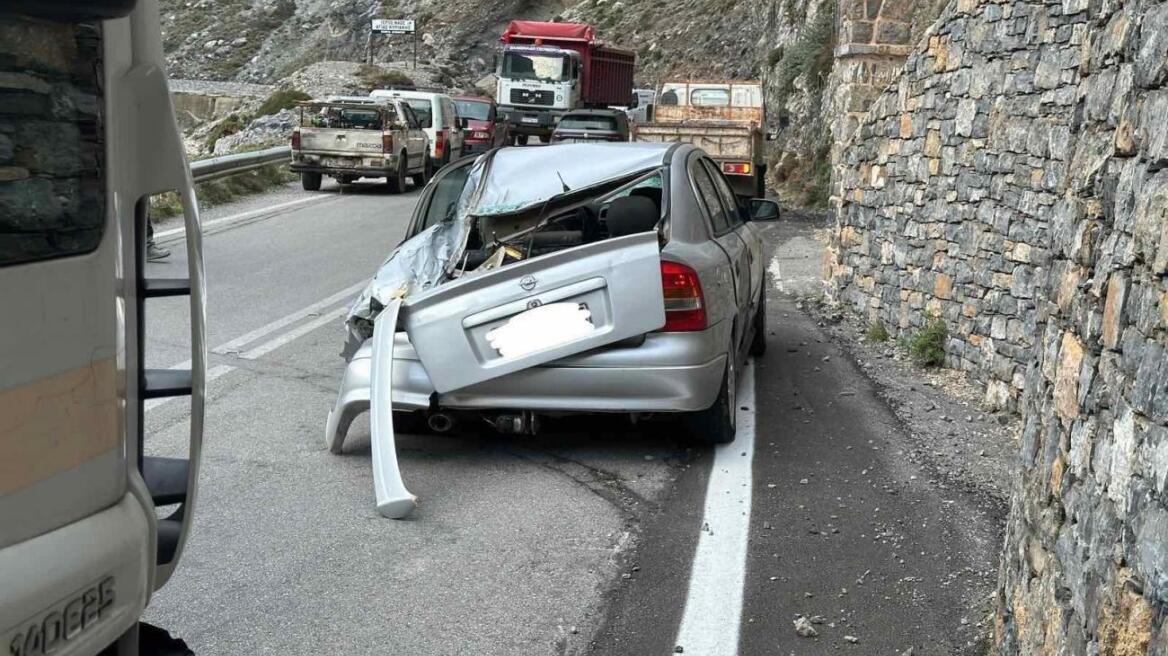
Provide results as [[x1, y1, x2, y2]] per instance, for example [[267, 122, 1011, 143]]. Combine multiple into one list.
[[749, 199, 780, 221]]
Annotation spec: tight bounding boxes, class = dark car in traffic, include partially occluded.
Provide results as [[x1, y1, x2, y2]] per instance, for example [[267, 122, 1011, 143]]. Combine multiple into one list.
[[550, 109, 630, 143], [454, 96, 508, 155]]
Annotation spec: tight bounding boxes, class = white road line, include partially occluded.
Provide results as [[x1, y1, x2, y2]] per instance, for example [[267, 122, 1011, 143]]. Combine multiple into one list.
[[154, 195, 332, 240], [144, 364, 235, 412], [769, 254, 784, 293], [674, 361, 756, 656], [146, 282, 364, 412], [212, 280, 366, 355], [238, 305, 348, 360]]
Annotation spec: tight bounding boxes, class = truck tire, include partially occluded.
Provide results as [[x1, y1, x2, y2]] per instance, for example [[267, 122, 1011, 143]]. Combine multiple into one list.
[[301, 172, 322, 191], [411, 155, 433, 188], [386, 155, 406, 194], [684, 353, 737, 445], [539, 134, 550, 144], [516, 134, 529, 146]]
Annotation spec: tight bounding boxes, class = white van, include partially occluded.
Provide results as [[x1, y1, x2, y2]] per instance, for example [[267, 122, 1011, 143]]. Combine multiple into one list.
[[2, 1, 206, 654], [370, 89, 466, 168]]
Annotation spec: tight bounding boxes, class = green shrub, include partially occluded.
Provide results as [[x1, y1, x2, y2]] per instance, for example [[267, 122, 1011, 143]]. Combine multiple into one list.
[[205, 114, 246, 152], [772, 0, 836, 108], [908, 318, 948, 367], [766, 47, 784, 68], [356, 64, 415, 92], [149, 162, 295, 218], [866, 320, 890, 342], [255, 88, 311, 117]]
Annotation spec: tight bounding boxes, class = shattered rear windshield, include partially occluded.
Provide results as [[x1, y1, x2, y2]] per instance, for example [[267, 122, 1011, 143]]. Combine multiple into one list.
[[559, 116, 618, 130]]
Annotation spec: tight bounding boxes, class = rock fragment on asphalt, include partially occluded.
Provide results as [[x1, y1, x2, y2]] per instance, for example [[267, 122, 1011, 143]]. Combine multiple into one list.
[[793, 616, 819, 638], [844, 634, 860, 643]]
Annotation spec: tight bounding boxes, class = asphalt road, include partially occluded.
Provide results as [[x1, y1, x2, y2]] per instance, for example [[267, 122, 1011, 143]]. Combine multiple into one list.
[[142, 182, 1000, 655]]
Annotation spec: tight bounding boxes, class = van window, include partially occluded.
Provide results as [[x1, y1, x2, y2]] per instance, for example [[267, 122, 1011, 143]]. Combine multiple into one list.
[[0, 19, 105, 267], [404, 98, 433, 128], [690, 88, 730, 107]]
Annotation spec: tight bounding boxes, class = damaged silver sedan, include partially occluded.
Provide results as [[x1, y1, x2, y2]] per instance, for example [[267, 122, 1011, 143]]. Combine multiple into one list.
[[325, 142, 779, 517]]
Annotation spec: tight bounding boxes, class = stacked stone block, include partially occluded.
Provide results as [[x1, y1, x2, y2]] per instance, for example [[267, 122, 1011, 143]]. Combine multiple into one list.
[[829, 0, 1168, 651]]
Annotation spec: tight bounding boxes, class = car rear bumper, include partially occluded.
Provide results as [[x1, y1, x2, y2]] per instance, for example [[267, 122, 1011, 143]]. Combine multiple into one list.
[[462, 141, 493, 155], [325, 330, 726, 441], [291, 153, 398, 178]]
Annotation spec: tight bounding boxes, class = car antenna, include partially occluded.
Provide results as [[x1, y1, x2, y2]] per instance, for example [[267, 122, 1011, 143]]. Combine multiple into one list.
[[556, 170, 571, 193]]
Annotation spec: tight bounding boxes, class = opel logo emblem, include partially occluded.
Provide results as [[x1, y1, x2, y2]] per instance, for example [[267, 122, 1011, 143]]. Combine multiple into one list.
[[520, 275, 537, 291]]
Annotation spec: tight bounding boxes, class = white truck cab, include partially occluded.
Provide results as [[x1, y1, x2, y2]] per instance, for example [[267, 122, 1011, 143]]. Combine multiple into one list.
[[1, 1, 206, 654]]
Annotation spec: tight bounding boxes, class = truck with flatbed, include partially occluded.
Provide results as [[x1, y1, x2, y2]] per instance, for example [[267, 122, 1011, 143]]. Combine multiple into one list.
[[631, 80, 767, 198], [291, 96, 430, 192], [496, 20, 636, 144]]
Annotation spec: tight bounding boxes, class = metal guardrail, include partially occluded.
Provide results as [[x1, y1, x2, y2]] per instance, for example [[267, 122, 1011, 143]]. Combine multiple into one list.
[[190, 145, 290, 183]]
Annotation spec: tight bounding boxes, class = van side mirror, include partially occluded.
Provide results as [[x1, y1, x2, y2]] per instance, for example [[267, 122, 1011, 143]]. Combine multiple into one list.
[[749, 199, 780, 221]]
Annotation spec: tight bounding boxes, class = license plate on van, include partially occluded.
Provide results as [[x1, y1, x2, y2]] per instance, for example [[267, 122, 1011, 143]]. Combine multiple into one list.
[[4, 577, 116, 656]]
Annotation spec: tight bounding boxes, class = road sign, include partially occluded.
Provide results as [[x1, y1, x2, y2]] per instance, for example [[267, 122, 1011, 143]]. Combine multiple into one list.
[[371, 18, 415, 34]]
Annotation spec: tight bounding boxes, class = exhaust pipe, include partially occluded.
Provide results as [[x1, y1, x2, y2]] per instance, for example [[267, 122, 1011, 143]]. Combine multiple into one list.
[[427, 412, 455, 433], [492, 411, 540, 435]]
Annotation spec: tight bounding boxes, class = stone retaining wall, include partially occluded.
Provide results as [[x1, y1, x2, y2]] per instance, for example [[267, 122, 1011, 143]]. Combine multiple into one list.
[[827, 0, 1168, 651]]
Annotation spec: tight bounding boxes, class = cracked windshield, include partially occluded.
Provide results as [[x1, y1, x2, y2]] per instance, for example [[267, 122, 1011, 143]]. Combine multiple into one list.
[[3, 2, 1167, 656]]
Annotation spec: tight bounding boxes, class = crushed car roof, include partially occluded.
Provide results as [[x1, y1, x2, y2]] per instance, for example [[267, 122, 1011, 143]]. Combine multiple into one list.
[[473, 142, 671, 217], [346, 142, 676, 333]]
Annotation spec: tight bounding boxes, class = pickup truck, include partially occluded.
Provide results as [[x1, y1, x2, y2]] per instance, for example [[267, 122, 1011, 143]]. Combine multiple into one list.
[[631, 81, 766, 199], [291, 96, 430, 193]]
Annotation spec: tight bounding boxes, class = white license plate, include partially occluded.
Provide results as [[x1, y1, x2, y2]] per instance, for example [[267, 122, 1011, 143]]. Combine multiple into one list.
[[521, 117, 539, 124], [4, 577, 116, 656]]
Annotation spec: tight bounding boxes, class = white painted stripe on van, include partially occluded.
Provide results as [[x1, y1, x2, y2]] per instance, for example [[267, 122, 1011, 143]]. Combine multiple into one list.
[[154, 195, 332, 240], [674, 361, 756, 656]]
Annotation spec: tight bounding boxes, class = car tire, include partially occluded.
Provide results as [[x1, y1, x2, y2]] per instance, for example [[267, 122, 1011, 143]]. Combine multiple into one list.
[[301, 172, 322, 191], [684, 352, 737, 445], [750, 283, 767, 356], [411, 155, 433, 188], [539, 134, 550, 144], [386, 155, 406, 194]]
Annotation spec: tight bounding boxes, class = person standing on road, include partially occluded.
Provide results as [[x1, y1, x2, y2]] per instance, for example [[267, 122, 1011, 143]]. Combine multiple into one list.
[[147, 213, 170, 261]]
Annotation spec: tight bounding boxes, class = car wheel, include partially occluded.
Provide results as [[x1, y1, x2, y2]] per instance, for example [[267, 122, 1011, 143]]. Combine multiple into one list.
[[750, 282, 767, 356], [301, 172, 322, 191], [411, 155, 433, 188], [684, 351, 737, 445], [386, 155, 406, 194]]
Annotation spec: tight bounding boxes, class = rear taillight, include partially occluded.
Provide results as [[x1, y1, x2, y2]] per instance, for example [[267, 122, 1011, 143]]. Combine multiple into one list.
[[660, 261, 706, 332], [291, 130, 300, 150], [382, 133, 394, 153], [434, 130, 446, 158], [722, 161, 752, 175]]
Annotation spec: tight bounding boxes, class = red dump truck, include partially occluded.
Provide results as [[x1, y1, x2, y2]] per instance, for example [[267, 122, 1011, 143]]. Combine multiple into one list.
[[496, 20, 635, 144]]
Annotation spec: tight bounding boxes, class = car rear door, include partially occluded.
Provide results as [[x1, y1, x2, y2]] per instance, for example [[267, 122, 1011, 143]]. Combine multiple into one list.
[[691, 155, 750, 338], [402, 232, 665, 393], [704, 158, 762, 305]]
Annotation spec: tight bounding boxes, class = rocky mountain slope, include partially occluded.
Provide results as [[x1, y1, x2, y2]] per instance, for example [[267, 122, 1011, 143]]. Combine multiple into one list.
[[162, 0, 947, 202]]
